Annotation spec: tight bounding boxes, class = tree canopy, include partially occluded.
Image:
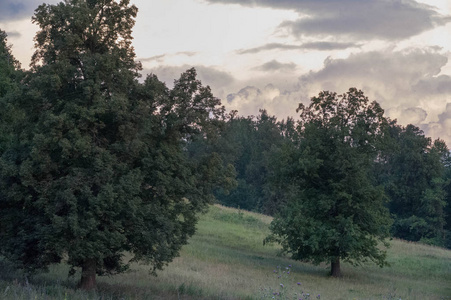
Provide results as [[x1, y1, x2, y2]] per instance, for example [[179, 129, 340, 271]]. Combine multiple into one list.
[[375, 122, 449, 245], [0, 0, 233, 290], [0, 29, 21, 98], [265, 88, 392, 277]]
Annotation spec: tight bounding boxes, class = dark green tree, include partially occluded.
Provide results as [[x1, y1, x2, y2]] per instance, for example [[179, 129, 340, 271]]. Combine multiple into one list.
[[266, 88, 392, 277], [379, 123, 449, 245], [0, 0, 232, 290], [0, 29, 22, 153], [0, 29, 21, 98], [442, 145, 451, 248], [212, 110, 288, 214]]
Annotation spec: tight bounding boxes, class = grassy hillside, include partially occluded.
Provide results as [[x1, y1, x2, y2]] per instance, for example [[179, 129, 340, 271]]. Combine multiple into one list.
[[1, 204, 450, 299]]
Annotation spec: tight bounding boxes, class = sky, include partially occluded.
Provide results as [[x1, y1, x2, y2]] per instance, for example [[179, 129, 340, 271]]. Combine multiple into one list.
[[1, 0, 451, 145]]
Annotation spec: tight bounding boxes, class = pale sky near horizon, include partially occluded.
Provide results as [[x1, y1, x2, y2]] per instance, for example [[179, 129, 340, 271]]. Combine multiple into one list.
[[1, 0, 451, 145]]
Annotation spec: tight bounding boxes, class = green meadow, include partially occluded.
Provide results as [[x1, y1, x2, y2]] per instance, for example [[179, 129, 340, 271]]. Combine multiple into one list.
[[1, 204, 450, 299]]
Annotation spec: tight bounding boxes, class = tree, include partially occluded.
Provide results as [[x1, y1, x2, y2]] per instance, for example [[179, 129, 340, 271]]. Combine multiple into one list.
[[0, 29, 21, 98], [0, 0, 232, 290], [0, 29, 22, 154], [265, 88, 392, 277], [442, 146, 451, 248], [211, 110, 290, 214], [378, 123, 449, 245]]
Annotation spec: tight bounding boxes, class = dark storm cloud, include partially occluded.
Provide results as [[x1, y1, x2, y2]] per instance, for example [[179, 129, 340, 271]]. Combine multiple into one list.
[[253, 60, 297, 72], [205, 0, 450, 40], [0, 0, 58, 21], [237, 42, 359, 54]]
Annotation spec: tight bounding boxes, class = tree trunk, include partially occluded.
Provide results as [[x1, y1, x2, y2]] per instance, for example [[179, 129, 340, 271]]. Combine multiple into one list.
[[79, 258, 97, 290], [331, 257, 342, 277]]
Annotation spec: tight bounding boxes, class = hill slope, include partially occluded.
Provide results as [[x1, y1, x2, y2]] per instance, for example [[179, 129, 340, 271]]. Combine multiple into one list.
[[1, 204, 450, 299]]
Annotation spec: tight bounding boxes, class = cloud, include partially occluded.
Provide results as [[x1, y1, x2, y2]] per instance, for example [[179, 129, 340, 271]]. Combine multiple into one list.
[[438, 103, 451, 123], [421, 103, 451, 145], [253, 60, 297, 72], [299, 48, 451, 145], [226, 84, 301, 118], [5, 31, 21, 38], [0, 0, 58, 21], [299, 48, 449, 104], [175, 51, 197, 57], [138, 52, 199, 63], [301, 41, 361, 51], [139, 54, 166, 63], [386, 107, 428, 125], [413, 75, 451, 95], [205, 0, 450, 40], [279, 2, 449, 41], [225, 47, 451, 146], [237, 42, 359, 54]]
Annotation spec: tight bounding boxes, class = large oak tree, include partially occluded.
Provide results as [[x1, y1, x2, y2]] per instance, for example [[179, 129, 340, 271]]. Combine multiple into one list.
[[266, 88, 392, 277], [0, 0, 233, 290]]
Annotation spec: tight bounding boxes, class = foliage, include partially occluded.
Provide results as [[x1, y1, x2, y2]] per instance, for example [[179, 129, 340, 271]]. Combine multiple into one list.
[[266, 88, 392, 277], [213, 110, 294, 214], [375, 122, 449, 246], [0, 0, 232, 290], [0, 29, 22, 153], [0, 29, 21, 98]]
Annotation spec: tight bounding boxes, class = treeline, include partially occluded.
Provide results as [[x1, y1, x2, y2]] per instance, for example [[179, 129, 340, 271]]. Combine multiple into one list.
[[198, 109, 451, 249]]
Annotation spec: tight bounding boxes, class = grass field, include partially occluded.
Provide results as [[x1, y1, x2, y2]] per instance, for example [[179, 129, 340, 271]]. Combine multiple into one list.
[[1, 204, 450, 299]]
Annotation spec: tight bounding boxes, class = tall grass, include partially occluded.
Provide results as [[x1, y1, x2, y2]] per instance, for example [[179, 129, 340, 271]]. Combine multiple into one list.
[[1, 204, 450, 299]]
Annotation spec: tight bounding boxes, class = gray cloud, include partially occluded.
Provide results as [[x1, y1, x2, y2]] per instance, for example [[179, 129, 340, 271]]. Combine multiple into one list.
[[175, 51, 197, 57], [279, 3, 448, 40], [253, 60, 297, 72], [205, 0, 450, 40], [386, 107, 428, 125], [237, 42, 359, 54], [304, 49, 451, 146], [139, 54, 166, 63], [138, 52, 199, 63], [299, 48, 449, 101], [226, 84, 300, 118], [237, 43, 302, 54], [301, 41, 361, 50], [5, 31, 21, 38], [421, 103, 451, 145], [0, 0, 58, 21], [438, 103, 451, 123], [413, 75, 451, 95], [225, 47, 451, 145]]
